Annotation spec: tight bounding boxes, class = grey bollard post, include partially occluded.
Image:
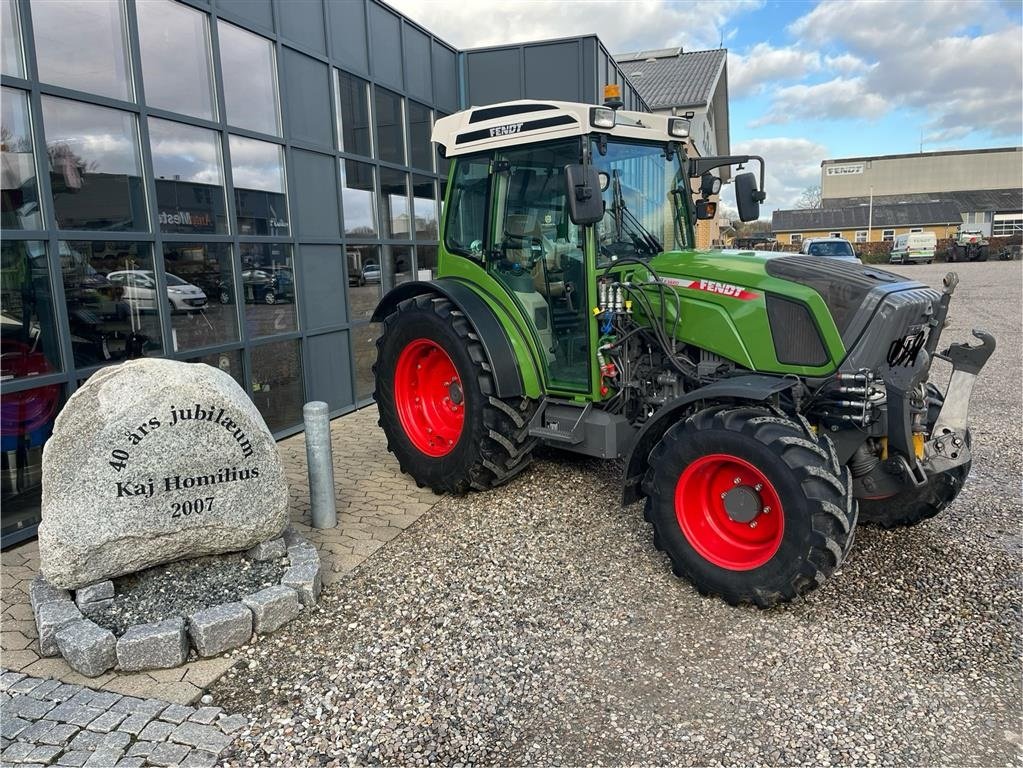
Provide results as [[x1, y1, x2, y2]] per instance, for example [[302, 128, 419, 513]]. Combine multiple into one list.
[[303, 401, 337, 529]]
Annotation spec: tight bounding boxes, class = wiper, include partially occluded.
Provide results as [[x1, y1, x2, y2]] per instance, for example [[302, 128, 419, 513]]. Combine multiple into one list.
[[611, 170, 662, 253]]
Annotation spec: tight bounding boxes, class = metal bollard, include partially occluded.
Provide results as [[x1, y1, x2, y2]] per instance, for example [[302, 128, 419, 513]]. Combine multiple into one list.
[[303, 401, 337, 529]]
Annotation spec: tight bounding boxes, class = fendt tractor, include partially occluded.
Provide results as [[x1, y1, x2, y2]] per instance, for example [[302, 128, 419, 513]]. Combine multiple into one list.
[[371, 88, 995, 607]]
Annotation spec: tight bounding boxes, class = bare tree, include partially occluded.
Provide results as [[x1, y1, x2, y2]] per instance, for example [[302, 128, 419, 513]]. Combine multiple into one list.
[[795, 185, 822, 209]]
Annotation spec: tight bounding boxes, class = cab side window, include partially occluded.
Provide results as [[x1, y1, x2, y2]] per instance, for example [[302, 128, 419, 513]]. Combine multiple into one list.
[[444, 155, 490, 259]]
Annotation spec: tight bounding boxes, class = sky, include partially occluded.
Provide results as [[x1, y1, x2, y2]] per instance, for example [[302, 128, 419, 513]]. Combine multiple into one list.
[[389, 0, 1023, 216]]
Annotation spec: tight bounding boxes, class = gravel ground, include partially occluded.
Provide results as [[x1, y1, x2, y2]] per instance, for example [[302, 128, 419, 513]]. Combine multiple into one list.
[[90, 552, 285, 636], [211, 260, 1021, 767]]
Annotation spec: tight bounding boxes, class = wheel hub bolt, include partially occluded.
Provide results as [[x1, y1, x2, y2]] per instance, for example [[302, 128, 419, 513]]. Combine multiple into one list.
[[754, 483, 763, 492], [720, 492, 727, 499], [763, 506, 771, 514], [749, 520, 758, 528], [733, 477, 741, 485]]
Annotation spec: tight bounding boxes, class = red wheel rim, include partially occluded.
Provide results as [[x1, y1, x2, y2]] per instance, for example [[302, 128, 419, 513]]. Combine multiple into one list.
[[675, 453, 784, 571], [393, 338, 464, 457]]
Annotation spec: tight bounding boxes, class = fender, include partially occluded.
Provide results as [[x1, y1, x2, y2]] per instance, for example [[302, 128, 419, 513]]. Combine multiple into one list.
[[371, 279, 524, 398], [621, 375, 799, 505]]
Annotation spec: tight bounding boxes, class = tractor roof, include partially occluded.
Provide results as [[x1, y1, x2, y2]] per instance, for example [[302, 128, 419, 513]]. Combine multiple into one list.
[[432, 100, 681, 158]]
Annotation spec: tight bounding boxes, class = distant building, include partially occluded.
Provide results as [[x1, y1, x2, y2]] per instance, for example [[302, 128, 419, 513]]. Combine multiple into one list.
[[616, 47, 730, 248], [773, 147, 1023, 245]]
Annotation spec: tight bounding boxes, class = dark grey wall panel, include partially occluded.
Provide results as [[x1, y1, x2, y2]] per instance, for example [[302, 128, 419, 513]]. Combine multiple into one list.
[[581, 38, 596, 100], [466, 49, 522, 105], [306, 331, 353, 411], [432, 41, 458, 111], [215, 0, 272, 31], [329, 0, 369, 74], [523, 41, 581, 102], [402, 25, 432, 102], [290, 149, 341, 239], [368, 2, 403, 89], [280, 48, 333, 148], [279, 0, 325, 54], [300, 244, 348, 330]]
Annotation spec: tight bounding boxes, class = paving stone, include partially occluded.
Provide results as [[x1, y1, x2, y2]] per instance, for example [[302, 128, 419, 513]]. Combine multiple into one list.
[[187, 603, 252, 658], [28, 576, 71, 616], [37, 601, 84, 657], [245, 537, 286, 561], [25, 679, 62, 700], [115, 619, 188, 673], [84, 692, 121, 710], [114, 759, 145, 768], [85, 710, 126, 733], [126, 741, 155, 758], [181, 749, 218, 768], [9, 694, 56, 720], [1, 715, 30, 739], [57, 751, 91, 766], [146, 741, 190, 767], [67, 729, 103, 751], [281, 561, 322, 606], [110, 698, 165, 718], [47, 702, 103, 728], [137, 720, 174, 742], [0, 671, 26, 691], [157, 704, 194, 725], [215, 714, 246, 735], [8, 676, 44, 695], [286, 539, 319, 565], [116, 713, 152, 736], [98, 731, 130, 751], [242, 585, 301, 634], [1, 741, 35, 762], [17, 718, 58, 743], [84, 747, 124, 767], [26, 744, 62, 763], [38, 722, 79, 746], [74, 581, 115, 614], [56, 620, 117, 678], [186, 707, 221, 726], [168, 721, 230, 754], [47, 684, 84, 703]]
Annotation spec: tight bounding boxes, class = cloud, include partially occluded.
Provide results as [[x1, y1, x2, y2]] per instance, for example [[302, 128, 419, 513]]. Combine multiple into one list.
[[728, 43, 821, 97], [388, 0, 762, 52], [751, 77, 888, 127], [719, 137, 829, 215]]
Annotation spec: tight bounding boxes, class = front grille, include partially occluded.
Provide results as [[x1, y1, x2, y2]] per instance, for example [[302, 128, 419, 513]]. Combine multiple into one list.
[[766, 294, 829, 366]]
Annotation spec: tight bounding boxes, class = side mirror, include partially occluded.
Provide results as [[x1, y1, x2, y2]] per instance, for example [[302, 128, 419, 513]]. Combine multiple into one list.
[[735, 171, 762, 222], [696, 199, 717, 220], [563, 164, 604, 226]]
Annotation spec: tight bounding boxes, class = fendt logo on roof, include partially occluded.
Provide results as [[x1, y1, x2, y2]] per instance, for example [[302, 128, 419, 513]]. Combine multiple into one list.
[[489, 122, 524, 138]]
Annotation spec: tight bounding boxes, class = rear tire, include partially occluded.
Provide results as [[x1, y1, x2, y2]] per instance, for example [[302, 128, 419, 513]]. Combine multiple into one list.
[[857, 384, 971, 528], [375, 294, 538, 494], [643, 405, 857, 608]]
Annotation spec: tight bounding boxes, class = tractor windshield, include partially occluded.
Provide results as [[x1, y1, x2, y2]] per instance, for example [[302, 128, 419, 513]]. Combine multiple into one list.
[[591, 138, 688, 264]]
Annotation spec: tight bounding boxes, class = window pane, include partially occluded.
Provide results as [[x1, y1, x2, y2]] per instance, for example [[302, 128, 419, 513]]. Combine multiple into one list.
[[1, 240, 61, 379], [163, 242, 237, 352], [187, 348, 243, 388], [240, 243, 296, 338], [42, 97, 146, 231], [31, 0, 131, 100], [335, 70, 372, 156], [379, 168, 409, 239], [250, 339, 304, 432], [436, 111, 451, 178], [2, 0, 24, 77], [230, 135, 289, 236], [2, 382, 64, 539], [341, 160, 376, 237], [417, 244, 437, 280], [137, 0, 216, 120], [219, 21, 280, 136], [346, 244, 379, 322], [150, 117, 228, 234], [412, 175, 437, 241], [60, 240, 163, 368], [444, 155, 489, 257], [408, 101, 432, 171], [374, 87, 404, 165], [350, 323, 379, 402], [1, 88, 42, 230], [381, 244, 412, 290]]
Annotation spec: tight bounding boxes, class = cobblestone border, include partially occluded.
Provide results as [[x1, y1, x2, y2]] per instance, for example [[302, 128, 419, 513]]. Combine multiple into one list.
[[30, 531, 321, 679], [0, 671, 247, 767]]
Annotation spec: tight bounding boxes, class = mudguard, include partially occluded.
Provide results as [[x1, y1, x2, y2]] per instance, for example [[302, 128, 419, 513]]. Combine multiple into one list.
[[371, 279, 524, 399], [621, 375, 799, 505]]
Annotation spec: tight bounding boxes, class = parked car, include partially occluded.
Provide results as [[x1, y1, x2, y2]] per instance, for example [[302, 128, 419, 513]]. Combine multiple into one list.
[[799, 237, 862, 263], [362, 261, 381, 284], [107, 270, 208, 312], [889, 232, 937, 265], [241, 267, 294, 305]]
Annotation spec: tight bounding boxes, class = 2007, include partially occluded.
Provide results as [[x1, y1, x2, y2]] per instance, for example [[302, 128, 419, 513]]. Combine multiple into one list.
[[171, 497, 214, 518]]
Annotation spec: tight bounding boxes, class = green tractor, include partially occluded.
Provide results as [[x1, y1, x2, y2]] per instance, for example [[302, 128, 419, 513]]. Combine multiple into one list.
[[371, 97, 994, 607]]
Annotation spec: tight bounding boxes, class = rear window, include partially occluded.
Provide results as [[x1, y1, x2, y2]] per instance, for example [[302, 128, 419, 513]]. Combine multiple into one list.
[[807, 240, 854, 258]]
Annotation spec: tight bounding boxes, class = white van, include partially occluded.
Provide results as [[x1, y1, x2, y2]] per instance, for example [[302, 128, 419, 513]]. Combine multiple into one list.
[[889, 232, 937, 264]]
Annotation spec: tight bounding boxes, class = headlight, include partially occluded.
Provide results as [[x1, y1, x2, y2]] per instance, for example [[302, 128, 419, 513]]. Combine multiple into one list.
[[668, 117, 691, 138], [590, 107, 615, 130], [168, 288, 183, 293]]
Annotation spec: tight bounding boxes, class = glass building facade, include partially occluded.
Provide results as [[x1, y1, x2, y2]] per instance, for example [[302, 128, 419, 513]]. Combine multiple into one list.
[[0, 0, 648, 546]]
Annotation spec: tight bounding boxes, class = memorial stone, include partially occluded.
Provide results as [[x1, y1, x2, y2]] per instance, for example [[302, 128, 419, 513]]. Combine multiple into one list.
[[39, 359, 289, 589]]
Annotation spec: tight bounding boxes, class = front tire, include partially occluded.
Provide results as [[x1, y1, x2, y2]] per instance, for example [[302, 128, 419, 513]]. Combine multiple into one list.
[[375, 294, 538, 494], [643, 406, 856, 608]]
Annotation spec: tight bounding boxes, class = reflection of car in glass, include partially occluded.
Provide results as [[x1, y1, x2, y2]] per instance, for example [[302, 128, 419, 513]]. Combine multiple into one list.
[[240, 267, 294, 305], [361, 262, 381, 284], [107, 270, 208, 312]]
